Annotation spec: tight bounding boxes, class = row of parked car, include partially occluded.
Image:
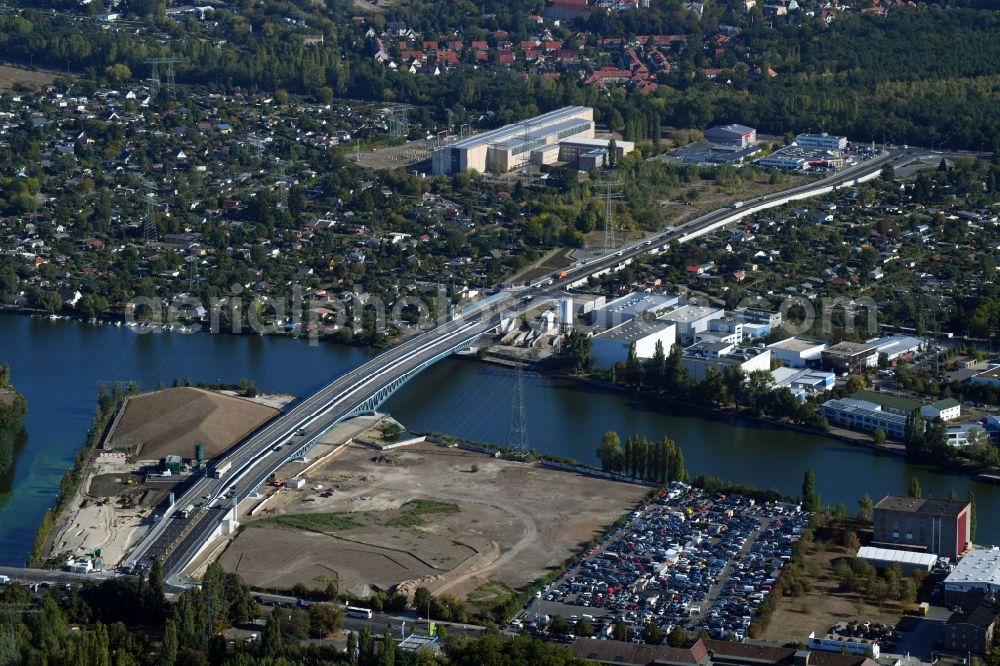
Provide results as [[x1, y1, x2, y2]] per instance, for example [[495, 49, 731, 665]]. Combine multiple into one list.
[[705, 510, 809, 639], [528, 483, 809, 641]]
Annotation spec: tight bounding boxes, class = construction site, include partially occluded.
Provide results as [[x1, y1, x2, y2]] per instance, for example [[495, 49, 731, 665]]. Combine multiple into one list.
[[46, 388, 292, 570], [217, 440, 648, 601]]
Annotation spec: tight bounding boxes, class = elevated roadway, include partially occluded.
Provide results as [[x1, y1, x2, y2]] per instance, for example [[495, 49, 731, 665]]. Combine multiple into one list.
[[122, 145, 963, 585]]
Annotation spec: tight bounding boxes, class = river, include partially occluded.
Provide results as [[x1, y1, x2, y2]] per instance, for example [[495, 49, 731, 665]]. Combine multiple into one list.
[[0, 313, 996, 565]]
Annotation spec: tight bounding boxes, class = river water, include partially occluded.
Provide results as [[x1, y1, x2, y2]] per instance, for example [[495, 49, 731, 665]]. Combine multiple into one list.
[[0, 313, 996, 565]]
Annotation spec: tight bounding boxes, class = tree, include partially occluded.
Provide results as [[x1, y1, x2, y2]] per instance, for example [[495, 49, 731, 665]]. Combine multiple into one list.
[[413, 587, 433, 618], [358, 626, 375, 666], [0, 363, 9, 388], [801, 468, 820, 512], [346, 632, 358, 666], [872, 428, 886, 446], [908, 475, 922, 499], [948, 488, 958, 501], [261, 610, 283, 659], [148, 558, 164, 607], [881, 164, 896, 181], [378, 626, 394, 666], [548, 615, 570, 635], [642, 620, 663, 645], [597, 431, 623, 473], [608, 138, 618, 168], [160, 619, 178, 666], [575, 618, 594, 637], [857, 494, 874, 522], [613, 620, 629, 642], [666, 625, 688, 648], [308, 604, 342, 638], [626, 341, 642, 386]]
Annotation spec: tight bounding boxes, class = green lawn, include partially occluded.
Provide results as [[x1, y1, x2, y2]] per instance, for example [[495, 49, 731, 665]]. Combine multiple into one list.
[[252, 512, 361, 533], [385, 500, 460, 528]]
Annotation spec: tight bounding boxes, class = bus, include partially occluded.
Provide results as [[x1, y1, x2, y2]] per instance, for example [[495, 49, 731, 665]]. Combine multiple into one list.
[[346, 606, 373, 619]]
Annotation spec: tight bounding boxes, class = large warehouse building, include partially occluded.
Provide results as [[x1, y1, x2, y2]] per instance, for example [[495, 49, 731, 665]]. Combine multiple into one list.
[[431, 106, 597, 175]]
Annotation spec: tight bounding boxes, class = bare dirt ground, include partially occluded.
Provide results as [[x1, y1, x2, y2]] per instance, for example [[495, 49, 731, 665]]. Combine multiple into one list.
[[0, 64, 60, 90], [218, 443, 647, 599], [49, 452, 154, 567], [108, 387, 279, 461], [353, 0, 392, 12], [762, 538, 904, 642], [51, 388, 289, 569]]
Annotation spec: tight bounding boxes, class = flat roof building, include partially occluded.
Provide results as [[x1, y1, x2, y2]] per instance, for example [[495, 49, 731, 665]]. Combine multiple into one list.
[[754, 144, 845, 171], [682, 342, 771, 382], [795, 132, 848, 150], [868, 334, 924, 365], [856, 545, 938, 574], [431, 106, 594, 175], [822, 341, 878, 374], [589, 292, 680, 329], [704, 123, 757, 148], [766, 337, 827, 368], [873, 495, 971, 560], [659, 304, 725, 343], [821, 398, 908, 439], [945, 549, 1000, 602], [592, 320, 677, 368], [771, 367, 835, 394]]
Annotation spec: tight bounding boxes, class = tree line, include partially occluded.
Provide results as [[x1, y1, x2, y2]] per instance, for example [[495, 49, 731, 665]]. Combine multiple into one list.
[[596, 431, 688, 484]]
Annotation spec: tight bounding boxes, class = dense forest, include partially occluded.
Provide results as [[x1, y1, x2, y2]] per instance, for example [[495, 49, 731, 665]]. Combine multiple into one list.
[[0, 363, 27, 478]]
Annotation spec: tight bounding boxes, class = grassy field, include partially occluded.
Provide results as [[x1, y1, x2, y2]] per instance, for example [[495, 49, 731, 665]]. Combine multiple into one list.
[[385, 500, 460, 528], [466, 580, 517, 610], [252, 512, 361, 533], [762, 527, 906, 643], [0, 64, 61, 90]]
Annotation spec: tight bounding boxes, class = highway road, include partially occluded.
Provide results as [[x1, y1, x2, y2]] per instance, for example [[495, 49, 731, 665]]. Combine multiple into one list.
[[123, 144, 967, 585]]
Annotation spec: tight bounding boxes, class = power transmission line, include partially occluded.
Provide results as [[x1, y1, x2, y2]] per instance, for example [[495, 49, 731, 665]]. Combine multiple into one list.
[[596, 178, 624, 254], [507, 361, 529, 459]]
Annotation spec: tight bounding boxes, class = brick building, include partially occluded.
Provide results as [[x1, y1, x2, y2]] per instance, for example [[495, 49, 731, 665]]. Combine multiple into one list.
[[873, 496, 971, 560]]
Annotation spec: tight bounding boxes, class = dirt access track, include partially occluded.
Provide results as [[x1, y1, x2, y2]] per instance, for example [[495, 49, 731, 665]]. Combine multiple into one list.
[[107, 387, 279, 461], [218, 443, 648, 600]]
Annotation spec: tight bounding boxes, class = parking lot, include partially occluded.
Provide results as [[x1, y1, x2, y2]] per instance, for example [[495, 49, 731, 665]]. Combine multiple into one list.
[[520, 482, 809, 641]]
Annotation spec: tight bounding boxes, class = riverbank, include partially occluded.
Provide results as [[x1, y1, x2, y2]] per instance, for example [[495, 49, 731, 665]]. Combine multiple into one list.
[[460, 352, 909, 459], [0, 367, 28, 478]]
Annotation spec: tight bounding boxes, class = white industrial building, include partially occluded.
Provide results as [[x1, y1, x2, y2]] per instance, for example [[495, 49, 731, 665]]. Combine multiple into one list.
[[944, 549, 1000, 599], [537, 137, 636, 171], [592, 320, 676, 368], [431, 106, 595, 175], [771, 367, 836, 395], [821, 398, 908, 439], [659, 304, 725, 343], [869, 334, 924, 365], [857, 546, 938, 574], [945, 422, 989, 447], [681, 342, 771, 382], [589, 292, 680, 329], [795, 132, 848, 150], [704, 124, 757, 148], [766, 337, 827, 368]]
